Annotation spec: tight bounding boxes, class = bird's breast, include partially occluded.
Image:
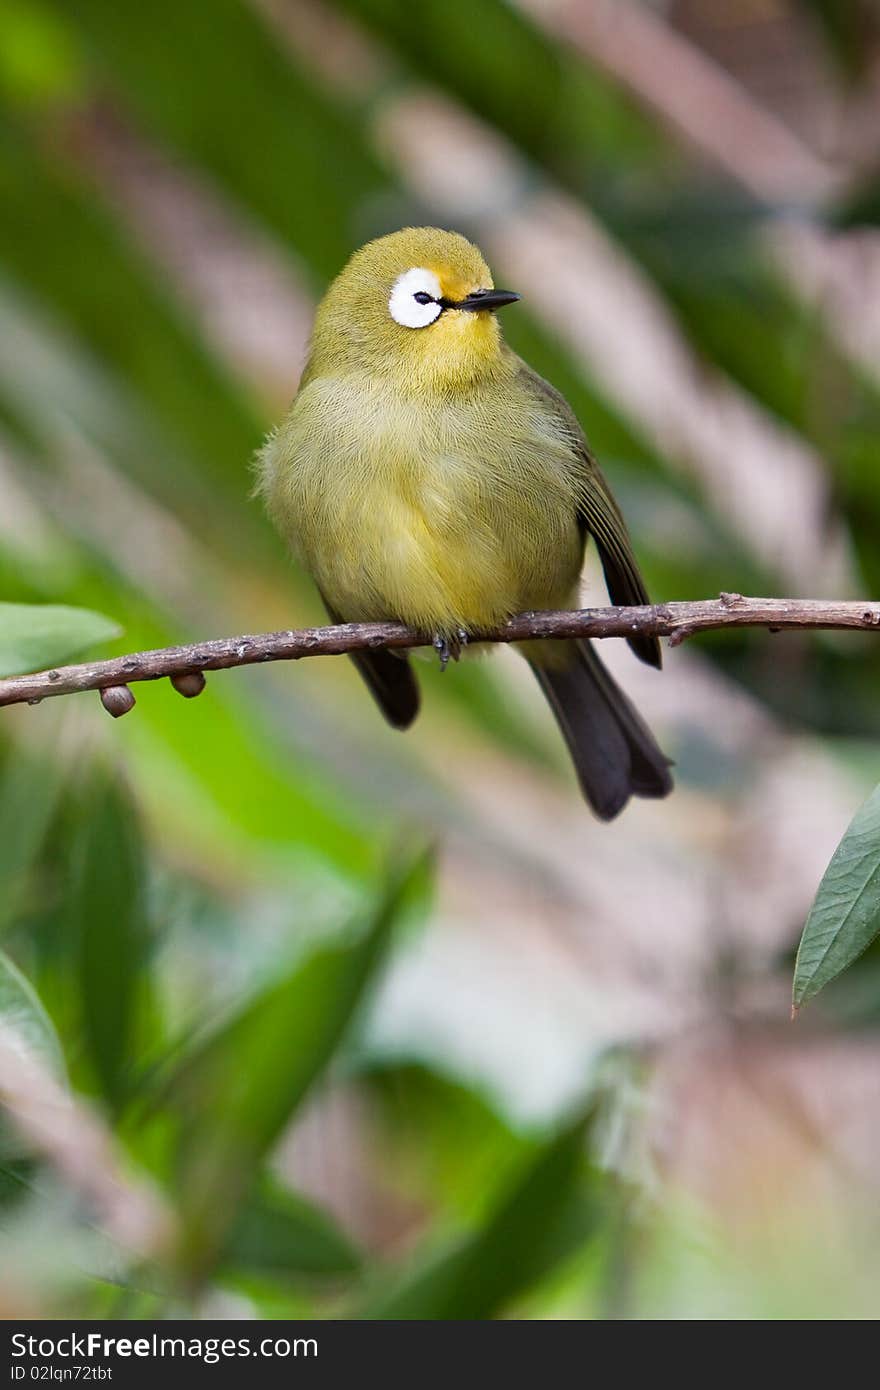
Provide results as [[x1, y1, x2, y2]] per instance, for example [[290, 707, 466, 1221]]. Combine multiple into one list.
[[263, 375, 583, 633]]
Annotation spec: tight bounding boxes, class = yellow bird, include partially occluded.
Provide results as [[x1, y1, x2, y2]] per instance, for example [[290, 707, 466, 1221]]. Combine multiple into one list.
[[258, 227, 672, 818]]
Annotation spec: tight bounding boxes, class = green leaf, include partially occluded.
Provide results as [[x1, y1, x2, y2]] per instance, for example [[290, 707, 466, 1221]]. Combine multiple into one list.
[[223, 1177, 361, 1281], [0, 739, 66, 932], [68, 771, 152, 1108], [169, 851, 423, 1279], [363, 1107, 598, 1319], [0, 948, 63, 1074], [794, 784, 880, 1009], [367, 1061, 529, 1220], [0, 951, 64, 1164], [0, 601, 120, 676]]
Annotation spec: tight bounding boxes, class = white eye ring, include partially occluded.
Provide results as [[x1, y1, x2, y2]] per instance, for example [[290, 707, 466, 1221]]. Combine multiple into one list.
[[389, 267, 443, 329]]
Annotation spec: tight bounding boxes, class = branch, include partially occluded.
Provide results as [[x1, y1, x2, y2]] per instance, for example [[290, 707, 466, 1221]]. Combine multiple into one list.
[[2, 593, 880, 715]]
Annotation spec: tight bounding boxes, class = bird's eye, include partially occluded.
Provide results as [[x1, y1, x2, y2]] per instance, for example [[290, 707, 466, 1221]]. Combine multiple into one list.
[[389, 267, 444, 328]]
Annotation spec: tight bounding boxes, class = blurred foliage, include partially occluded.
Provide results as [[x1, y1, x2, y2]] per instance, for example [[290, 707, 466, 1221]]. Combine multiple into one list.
[[797, 0, 880, 80], [835, 170, 880, 228], [0, 0, 879, 1320], [362, 1107, 598, 1318], [166, 857, 414, 1279]]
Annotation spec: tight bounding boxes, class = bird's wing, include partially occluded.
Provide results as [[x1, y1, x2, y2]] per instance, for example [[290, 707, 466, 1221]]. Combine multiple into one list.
[[515, 360, 661, 669]]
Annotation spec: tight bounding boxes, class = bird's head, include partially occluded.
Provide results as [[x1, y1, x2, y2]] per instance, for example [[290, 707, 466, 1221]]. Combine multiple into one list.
[[308, 227, 520, 392]]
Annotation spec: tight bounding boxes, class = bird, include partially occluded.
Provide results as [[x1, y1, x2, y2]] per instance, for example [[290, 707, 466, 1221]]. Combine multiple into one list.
[[257, 227, 672, 819]]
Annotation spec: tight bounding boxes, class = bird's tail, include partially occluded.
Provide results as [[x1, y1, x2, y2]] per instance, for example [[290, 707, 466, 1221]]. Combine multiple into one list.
[[530, 640, 672, 820]]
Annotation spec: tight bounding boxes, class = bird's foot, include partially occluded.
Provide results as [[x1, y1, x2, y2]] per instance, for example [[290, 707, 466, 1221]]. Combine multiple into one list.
[[432, 634, 452, 671], [433, 629, 469, 671]]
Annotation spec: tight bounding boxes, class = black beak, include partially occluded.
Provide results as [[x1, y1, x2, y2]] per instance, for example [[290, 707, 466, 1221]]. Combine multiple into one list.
[[451, 288, 521, 313]]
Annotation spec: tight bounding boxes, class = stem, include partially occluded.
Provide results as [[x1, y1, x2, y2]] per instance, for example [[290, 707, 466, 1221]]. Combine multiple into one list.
[[2, 593, 879, 711]]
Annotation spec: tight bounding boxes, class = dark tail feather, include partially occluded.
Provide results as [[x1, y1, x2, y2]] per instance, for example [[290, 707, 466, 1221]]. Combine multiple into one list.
[[320, 591, 420, 730], [348, 645, 420, 730], [531, 640, 672, 820]]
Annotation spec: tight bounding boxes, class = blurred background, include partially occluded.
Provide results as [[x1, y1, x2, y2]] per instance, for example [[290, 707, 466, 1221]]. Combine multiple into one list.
[[2, 0, 880, 1319]]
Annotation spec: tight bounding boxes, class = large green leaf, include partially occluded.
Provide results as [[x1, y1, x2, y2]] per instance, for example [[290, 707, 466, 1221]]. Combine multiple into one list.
[[168, 851, 422, 1279], [0, 600, 120, 676], [363, 1107, 597, 1319], [794, 784, 880, 1009], [68, 771, 152, 1108]]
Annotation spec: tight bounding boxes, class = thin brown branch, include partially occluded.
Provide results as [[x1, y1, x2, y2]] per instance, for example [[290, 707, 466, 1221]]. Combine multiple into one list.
[[2, 594, 879, 713]]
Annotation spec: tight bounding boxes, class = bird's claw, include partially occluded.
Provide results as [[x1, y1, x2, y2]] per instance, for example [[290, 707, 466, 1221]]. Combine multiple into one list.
[[433, 634, 451, 671], [433, 629, 469, 671]]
